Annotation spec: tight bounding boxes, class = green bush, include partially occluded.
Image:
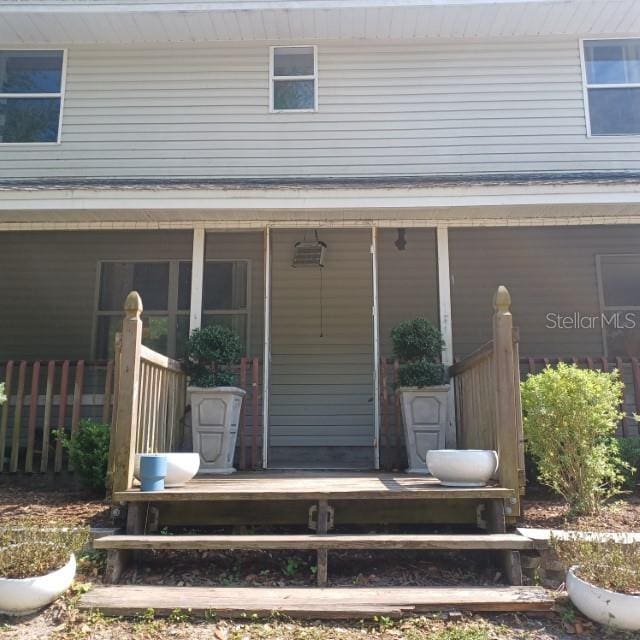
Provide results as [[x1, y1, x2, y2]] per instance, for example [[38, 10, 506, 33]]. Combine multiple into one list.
[[616, 436, 640, 491], [185, 324, 243, 388], [521, 363, 627, 515], [56, 419, 110, 494], [391, 318, 445, 388], [0, 382, 5, 406]]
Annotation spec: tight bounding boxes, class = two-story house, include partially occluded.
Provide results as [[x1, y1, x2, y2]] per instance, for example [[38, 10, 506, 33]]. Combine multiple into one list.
[[1, 0, 640, 471]]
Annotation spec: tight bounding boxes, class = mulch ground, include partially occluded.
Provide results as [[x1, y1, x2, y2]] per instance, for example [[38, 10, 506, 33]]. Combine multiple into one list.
[[0, 486, 111, 527], [520, 485, 640, 532]]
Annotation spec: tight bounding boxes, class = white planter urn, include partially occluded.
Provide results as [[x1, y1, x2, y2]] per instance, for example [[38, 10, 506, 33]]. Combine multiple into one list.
[[0, 554, 76, 616], [426, 449, 499, 487], [567, 566, 640, 632], [399, 385, 449, 474], [189, 386, 246, 474]]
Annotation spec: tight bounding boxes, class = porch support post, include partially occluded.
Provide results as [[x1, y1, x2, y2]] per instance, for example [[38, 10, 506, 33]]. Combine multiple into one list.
[[262, 226, 271, 469], [436, 226, 456, 446], [189, 226, 205, 333], [371, 226, 381, 469]]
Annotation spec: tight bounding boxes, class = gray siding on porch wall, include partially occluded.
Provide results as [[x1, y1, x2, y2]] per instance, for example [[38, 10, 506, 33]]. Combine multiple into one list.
[[449, 225, 640, 359], [378, 228, 439, 358], [0, 230, 192, 361]]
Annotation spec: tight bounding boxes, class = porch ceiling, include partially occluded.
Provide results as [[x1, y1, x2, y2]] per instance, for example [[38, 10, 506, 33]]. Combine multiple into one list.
[[1, 0, 639, 44]]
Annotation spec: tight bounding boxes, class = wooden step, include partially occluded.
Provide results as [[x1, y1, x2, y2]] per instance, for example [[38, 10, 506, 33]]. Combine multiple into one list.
[[95, 532, 534, 551], [79, 585, 553, 618]]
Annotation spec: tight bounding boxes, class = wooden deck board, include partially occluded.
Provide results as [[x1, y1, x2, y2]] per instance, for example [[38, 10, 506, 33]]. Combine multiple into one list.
[[95, 533, 534, 551], [113, 472, 514, 502], [79, 585, 554, 618]]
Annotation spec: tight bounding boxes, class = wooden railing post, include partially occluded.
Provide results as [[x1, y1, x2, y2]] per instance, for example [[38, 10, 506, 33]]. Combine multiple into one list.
[[110, 292, 143, 497], [493, 286, 521, 516]]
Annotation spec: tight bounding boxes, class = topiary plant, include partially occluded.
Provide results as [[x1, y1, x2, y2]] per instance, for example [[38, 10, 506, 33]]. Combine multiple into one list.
[[521, 363, 628, 515], [56, 419, 110, 494], [391, 318, 445, 387], [184, 324, 243, 388]]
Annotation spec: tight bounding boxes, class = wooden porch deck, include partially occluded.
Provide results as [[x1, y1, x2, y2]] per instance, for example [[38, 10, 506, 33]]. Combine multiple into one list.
[[114, 472, 515, 503]]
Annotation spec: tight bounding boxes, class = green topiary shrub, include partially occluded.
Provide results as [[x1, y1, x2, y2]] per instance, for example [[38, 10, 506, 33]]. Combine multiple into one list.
[[185, 324, 243, 388], [616, 435, 640, 491], [391, 318, 445, 388], [56, 419, 110, 494], [521, 363, 627, 515]]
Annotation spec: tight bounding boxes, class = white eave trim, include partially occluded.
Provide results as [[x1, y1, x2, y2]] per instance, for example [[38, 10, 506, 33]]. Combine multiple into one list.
[[0, 0, 576, 13], [1, 182, 640, 211]]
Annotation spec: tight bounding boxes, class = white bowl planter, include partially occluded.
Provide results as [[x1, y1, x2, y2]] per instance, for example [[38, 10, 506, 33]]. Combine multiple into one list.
[[567, 566, 640, 632], [398, 385, 449, 474], [0, 554, 76, 616], [134, 452, 200, 488], [426, 449, 498, 487], [189, 386, 246, 474]]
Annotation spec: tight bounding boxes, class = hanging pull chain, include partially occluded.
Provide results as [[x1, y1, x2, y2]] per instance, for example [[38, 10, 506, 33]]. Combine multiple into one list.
[[319, 266, 324, 338]]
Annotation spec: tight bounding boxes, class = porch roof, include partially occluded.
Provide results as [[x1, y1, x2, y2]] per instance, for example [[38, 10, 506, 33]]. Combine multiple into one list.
[[1, 0, 639, 44], [2, 171, 640, 192]]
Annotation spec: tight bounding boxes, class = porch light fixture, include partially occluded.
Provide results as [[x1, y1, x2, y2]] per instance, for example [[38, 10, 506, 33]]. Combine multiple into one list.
[[395, 228, 407, 251], [292, 233, 327, 268]]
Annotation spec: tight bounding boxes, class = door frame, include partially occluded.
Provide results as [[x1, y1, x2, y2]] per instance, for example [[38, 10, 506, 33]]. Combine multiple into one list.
[[262, 226, 380, 469]]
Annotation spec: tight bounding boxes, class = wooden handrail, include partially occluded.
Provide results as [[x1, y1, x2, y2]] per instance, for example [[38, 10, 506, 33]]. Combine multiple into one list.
[[449, 286, 524, 518], [109, 291, 189, 498], [110, 292, 144, 495], [140, 345, 182, 373]]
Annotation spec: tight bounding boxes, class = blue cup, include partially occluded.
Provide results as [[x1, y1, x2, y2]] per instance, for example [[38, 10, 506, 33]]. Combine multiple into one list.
[[139, 454, 168, 491]]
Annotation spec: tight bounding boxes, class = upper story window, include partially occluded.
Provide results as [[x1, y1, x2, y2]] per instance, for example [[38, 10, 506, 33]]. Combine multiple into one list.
[[0, 50, 65, 144], [270, 46, 317, 112], [582, 39, 640, 136]]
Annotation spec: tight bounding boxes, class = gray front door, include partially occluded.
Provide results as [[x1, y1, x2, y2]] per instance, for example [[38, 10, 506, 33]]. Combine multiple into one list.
[[268, 229, 375, 469]]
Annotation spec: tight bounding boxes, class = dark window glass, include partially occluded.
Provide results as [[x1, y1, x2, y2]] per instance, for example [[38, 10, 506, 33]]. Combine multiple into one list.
[[273, 47, 314, 76], [0, 50, 63, 93], [0, 98, 60, 142], [601, 256, 640, 307], [177, 261, 192, 311], [99, 262, 169, 312], [203, 261, 248, 311], [96, 315, 169, 359], [273, 80, 314, 110], [588, 88, 640, 135], [585, 40, 640, 85]]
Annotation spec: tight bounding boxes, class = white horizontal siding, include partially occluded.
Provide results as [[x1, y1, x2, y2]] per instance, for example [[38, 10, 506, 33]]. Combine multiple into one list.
[[2, 38, 640, 179]]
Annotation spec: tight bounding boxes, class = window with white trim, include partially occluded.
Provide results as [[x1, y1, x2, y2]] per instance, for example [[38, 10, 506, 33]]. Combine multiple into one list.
[[270, 46, 317, 112], [95, 260, 250, 359], [596, 254, 640, 357], [583, 39, 640, 135], [0, 50, 65, 143]]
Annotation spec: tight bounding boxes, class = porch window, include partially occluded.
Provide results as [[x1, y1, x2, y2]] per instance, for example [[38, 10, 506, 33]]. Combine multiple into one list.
[[97, 261, 191, 359], [0, 50, 65, 143], [179, 260, 250, 348], [270, 46, 317, 112], [596, 254, 640, 357], [582, 39, 640, 135]]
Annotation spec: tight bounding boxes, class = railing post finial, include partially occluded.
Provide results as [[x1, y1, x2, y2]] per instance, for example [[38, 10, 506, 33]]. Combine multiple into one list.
[[124, 291, 143, 318], [493, 285, 511, 313]]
